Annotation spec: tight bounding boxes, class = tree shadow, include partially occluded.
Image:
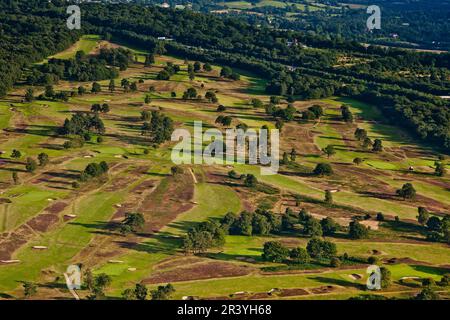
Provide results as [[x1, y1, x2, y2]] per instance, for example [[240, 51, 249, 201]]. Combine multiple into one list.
[[308, 276, 366, 290]]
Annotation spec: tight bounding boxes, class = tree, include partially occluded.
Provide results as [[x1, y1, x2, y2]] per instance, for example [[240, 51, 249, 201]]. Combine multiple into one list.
[[120, 212, 145, 235], [321, 217, 339, 236], [122, 288, 136, 300], [183, 87, 197, 100], [417, 207, 430, 225], [353, 157, 363, 165], [376, 212, 385, 221], [330, 257, 341, 268], [313, 163, 333, 176], [322, 145, 336, 158], [306, 238, 337, 259], [134, 283, 148, 300], [415, 287, 440, 300], [12, 172, 19, 185], [205, 91, 218, 103], [290, 148, 297, 162], [303, 218, 323, 237], [108, 79, 115, 92], [426, 216, 442, 232], [91, 82, 101, 93], [11, 149, 21, 158], [84, 269, 94, 291], [144, 54, 155, 67], [290, 247, 310, 264], [372, 139, 383, 152], [38, 153, 49, 167], [354, 128, 368, 141], [145, 95, 152, 104], [275, 119, 284, 132], [324, 190, 333, 204], [308, 105, 323, 119], [157, 70, 170, 80], [23, 282, 37, 299], [25, 88, 34, 102], [244, 174, 257, 188], [362, 137, 373, 149], [194, 61, 202, 72], [45, 85, 54, 98], [341, 105, 353, 123], [78, 86, 86, 96], [130, 82, 138, 92], [380, 267, 391, 289], [25, 157, 38, 173], [89, 273, 112, 299], [396, 183, 416, 200], [435, 162, 446, 177], [262, 241, 289, 262], [251, 98, 263, 108], [349, 221, 369, 239], [151, 284, 175, 300], [101, 104, 110, 113], [203, 63, 212, 72], [220, 66, 232, 78], [141, 110, 151, 121]]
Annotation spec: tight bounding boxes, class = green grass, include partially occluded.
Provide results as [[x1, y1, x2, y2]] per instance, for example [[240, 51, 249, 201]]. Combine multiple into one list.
[[336, 241, 450, 266], [49, 35, 100, 60], [97, 182, 242, 296], [0, 188, 127, 292], [0, 186, 68, 232]]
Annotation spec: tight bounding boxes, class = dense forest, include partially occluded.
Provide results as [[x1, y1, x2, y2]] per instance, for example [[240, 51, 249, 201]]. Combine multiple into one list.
[[154, 0, 450, 51], [0, 0, 449, 151]]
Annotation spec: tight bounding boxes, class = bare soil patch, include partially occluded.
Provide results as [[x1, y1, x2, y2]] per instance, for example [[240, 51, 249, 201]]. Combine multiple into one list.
[[278, 288, 309, 297], [27, 214, 59, 233], [143, 261, 254, 284], [154, 256, 206, 271], [138, 173, 195, 233], [310, 285, 336, 294]]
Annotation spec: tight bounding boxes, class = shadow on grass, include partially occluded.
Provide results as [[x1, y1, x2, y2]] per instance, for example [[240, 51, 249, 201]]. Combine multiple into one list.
[[410, 265, 449, 276], [308, 276, 366, 290]]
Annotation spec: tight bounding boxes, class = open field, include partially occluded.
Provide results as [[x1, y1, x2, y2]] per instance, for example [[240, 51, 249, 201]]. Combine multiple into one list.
[[0, 36, 448, 300]]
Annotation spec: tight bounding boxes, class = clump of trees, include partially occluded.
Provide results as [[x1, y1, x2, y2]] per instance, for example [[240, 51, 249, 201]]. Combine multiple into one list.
[[220, 67, 240, 80], [120, 212, 145, 235], [61, 113, 105, 136], [341, 105, 353, 123], [302, 105, 323, 120], [313, 163, 333, 176], [424, 214, 450, 244], [348, 221, 369, 239], [79, 161, 109, 182], [141, 111, 174, 145], [223, 210, 282, 236], [28, 48, 132, 85], [157, 62, 181, 80], [91, 103, 110, 114], [265, 103, 296, 121], [215, 115, 233, 127], [183, 88, 198, 100], [396, 183, 416, 200], [151, 284, 175, 300], [122, 283, 148, 300], [261, 238, 338, 266], [183, 220, 225, 254], [85, 271, 112, 300]]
